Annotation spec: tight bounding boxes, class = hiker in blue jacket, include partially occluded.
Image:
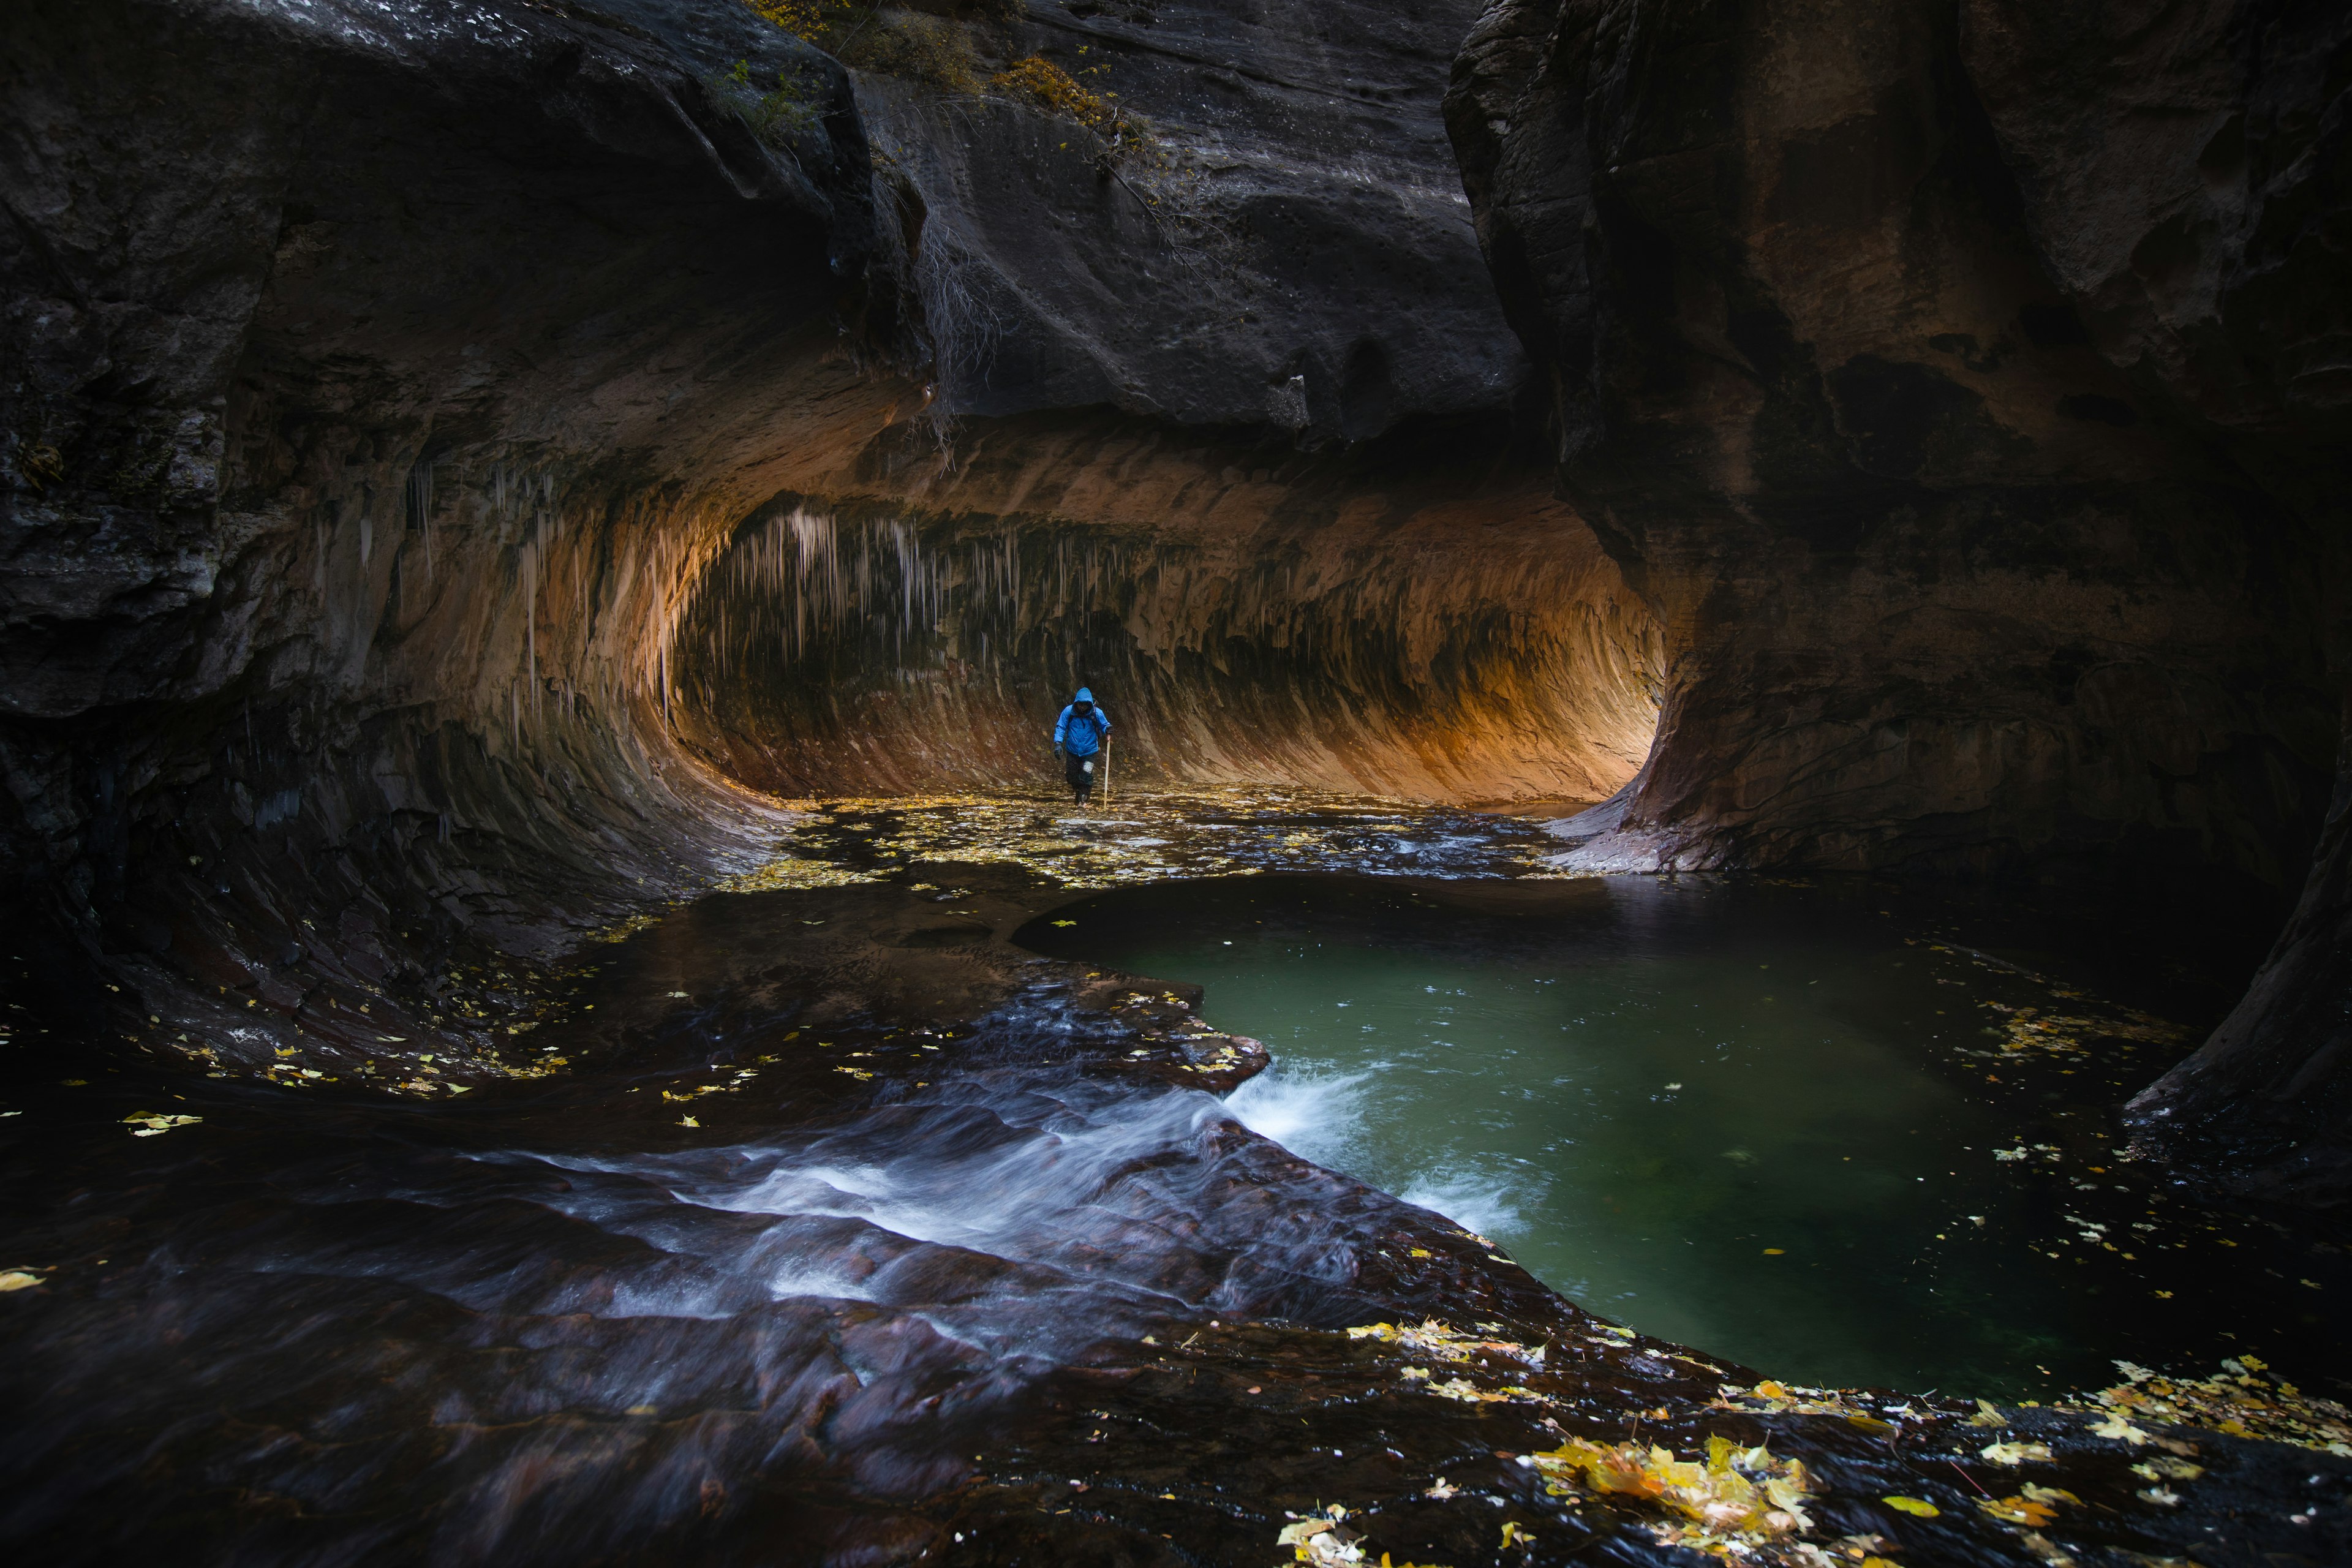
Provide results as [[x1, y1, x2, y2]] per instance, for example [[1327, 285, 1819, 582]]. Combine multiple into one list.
[[1052, 687, 1112, 804]]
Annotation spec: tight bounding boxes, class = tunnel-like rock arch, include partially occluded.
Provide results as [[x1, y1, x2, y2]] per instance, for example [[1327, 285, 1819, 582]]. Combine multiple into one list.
[[2, 0, 2348, 1208], [1, 0, 1655, 1089]]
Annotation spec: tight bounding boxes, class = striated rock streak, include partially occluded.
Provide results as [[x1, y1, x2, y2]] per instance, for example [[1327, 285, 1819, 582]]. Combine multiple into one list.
[[0, 0, 1645, 1083], [1447, 0, 2352, 1199]]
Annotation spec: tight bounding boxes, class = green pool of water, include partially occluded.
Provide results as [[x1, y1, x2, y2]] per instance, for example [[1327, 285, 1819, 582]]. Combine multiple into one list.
[[1019, 873, 2340, 1401]]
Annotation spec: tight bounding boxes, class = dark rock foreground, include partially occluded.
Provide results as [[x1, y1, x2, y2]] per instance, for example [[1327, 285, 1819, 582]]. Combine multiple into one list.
[[2, 1, 2351, 1561]]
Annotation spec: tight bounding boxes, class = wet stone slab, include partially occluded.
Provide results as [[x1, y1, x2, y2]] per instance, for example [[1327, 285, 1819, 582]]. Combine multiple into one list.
[[1, 792, 2346, 1564]]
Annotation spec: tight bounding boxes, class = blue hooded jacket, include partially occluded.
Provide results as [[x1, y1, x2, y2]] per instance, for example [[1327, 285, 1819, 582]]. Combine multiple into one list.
[[1054, 689, 1111, 756]]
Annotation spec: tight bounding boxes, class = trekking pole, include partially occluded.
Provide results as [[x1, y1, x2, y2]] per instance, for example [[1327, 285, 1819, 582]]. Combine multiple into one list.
[[1104, 740, 1112, 804]]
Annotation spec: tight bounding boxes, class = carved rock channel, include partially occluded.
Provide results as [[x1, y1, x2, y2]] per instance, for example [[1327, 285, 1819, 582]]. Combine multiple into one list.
[[2, 0, 2350, 1562]]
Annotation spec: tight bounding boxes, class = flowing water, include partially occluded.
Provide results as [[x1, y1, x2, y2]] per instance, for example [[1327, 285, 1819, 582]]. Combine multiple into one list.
[[3, 790, 2343, 1562], [1015, 870, 2345, 1402], [0, 911, 1474, 1562]]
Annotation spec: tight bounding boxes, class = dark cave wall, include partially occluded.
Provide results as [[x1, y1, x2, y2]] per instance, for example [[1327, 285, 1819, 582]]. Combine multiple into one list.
[[0, 0, 1603, 1078], [1448, 0, 2352, 1200], [1959, 0, 2352, 1205], [0, 0, 900, 1075], [851, 0, 1528, 435], [1446, 0, 2337, 900]]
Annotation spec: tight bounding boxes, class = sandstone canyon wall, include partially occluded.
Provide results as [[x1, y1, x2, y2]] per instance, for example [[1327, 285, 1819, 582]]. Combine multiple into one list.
[[4, 0, 2350, 1203], [0, 0, 1653, 1085], [1449, 0, 2352, 1199]]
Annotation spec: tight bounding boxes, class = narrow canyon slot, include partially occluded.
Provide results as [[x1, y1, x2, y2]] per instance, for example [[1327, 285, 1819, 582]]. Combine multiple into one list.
[[2, 1, 2348, 1565]]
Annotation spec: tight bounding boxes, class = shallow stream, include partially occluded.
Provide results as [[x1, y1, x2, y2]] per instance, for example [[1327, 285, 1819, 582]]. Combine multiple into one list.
[[2, 789, 2343, 1562], [1016, 870, 2345, 1401]]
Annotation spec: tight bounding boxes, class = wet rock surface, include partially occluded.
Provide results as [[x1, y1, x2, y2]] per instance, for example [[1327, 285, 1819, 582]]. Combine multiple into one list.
[[1446, 0, 2352, 1198], [1, 0, 1643, 1077], [1, 0, 2350, 1558], [5, 854, 2348, 1564], [1447, 0, 2337, 905]]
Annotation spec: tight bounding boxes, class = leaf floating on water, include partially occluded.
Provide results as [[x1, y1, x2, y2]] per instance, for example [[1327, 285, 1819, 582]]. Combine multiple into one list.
[[1978, 1494, 2058, 1526], [1970, 1398, 2009, 1427], [123, 1112, 202, 1136], [1499, 1520, 1532, 1548], [0, 1270, 42, 1292], [1052, 919, 1077, 927], [1423, 1477, 1458, 1499], [1277, 1504, 1366, 1565], [1980, 1441, 2052, 1465], [1880, 1496, 1940, 1517], [678, 1115, 699, 1128]]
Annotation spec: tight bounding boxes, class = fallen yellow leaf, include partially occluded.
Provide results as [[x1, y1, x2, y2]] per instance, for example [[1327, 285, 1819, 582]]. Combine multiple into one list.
[[1980, 1441, 2052, 1465], [2090, 1413, 2150, 1445], [1979, 1494, 2057, 1526], [1880, 1496, 1940, 1517], [0, 1270, 41, 1292]]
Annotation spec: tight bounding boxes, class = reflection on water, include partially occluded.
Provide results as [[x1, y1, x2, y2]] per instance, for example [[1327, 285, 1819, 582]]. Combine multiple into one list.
[[1018, 873, 2343, 1401], [7, 790, 2346, 1563]]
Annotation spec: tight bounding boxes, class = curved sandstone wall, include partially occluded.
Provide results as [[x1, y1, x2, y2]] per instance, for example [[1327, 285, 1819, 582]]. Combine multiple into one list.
[[1448, 0, 2352, 1199], [5, 0, 2348, 1202], [667, 461, 1659, 803], [0, 0, 1632, 1082]]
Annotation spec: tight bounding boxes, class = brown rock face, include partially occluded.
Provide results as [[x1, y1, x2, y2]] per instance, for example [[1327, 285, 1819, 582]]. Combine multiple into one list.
[[1958, 0, 2352, 1202], [0, 0, 1647, 1076], [1447, 0, 2352, 1197], [672, 421, 1659, 802], [6, 0, 2348, 1200]]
